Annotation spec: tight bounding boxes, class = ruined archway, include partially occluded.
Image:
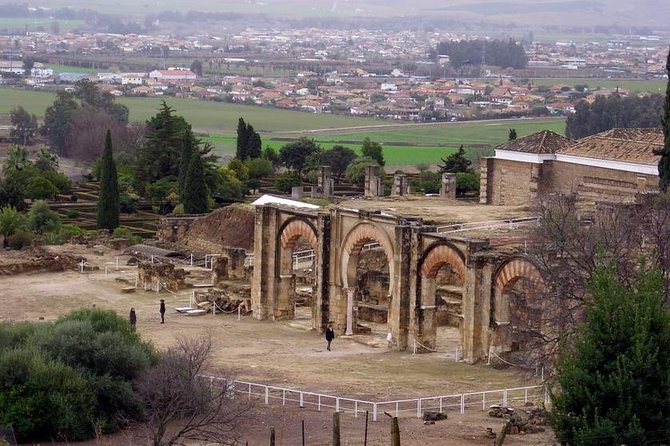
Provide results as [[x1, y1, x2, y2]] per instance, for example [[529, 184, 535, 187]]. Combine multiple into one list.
[[340, 223, 395, 334], [275, 218, 319, 320], [417, 243, 466, 353], [492, 257, 545, 356]]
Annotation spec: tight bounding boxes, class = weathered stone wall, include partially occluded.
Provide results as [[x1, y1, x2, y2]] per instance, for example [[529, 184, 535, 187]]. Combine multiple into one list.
[[137, 262, 188, 292], [542, 160, 659, 204], [481, 157, 659, 206], [482, 158, 536, 206]]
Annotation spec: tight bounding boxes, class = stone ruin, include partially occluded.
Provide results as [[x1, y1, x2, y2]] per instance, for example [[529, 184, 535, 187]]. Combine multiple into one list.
[[364, 165, 383, 197], [440, 173, 457, 199], [137, 262, 188, 293], [487, 404, 548, 436], [391, 173, 409, 196]]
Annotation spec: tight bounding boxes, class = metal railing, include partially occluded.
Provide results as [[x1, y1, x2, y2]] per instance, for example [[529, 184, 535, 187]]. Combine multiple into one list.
[[433, 217, 540, 234], [200, 375, 545, 422], [244, 241, 383, 268]]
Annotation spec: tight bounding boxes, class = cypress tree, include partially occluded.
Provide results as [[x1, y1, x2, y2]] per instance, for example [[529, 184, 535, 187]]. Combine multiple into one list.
[[659, 47, 670, 192], [246, 124, 262, 159], [96, 130, 120, 231], [182, 152, 208, 214], [178, 131, 193, 201], [236, 117, 248, 160]]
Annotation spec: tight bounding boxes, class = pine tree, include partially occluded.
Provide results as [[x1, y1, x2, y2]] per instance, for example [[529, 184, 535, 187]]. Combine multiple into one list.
[[178, 132, 193, 202], [182, 152, 208, 214], [658, 47, 670, 192], [550, 261, 670, 446], [438, 145, 472, 173], [97, 130, 120, 231], [236, 117, 248, 160]]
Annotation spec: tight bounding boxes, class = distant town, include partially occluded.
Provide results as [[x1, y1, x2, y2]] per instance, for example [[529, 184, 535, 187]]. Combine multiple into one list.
[[1, 27, 668, 122]]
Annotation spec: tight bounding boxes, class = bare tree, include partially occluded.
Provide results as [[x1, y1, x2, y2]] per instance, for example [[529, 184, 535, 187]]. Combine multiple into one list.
[[132, 334, 251, 446], [509, 194, 648, 372]]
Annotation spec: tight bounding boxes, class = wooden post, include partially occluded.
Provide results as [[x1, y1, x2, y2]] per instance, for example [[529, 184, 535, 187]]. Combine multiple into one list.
[[364, 411, 369, 446], [391, 416, 400, 446], [302, 420, 305, 446], [270, 427, 275, 446], [333, 412, 341, 446]]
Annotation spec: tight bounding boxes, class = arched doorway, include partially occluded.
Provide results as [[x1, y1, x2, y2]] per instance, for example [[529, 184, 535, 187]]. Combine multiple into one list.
[[492, 258, 544, 359], [418, 244, 466, 355], [277, 218, 318, 321], [340, 223, 395, 338]]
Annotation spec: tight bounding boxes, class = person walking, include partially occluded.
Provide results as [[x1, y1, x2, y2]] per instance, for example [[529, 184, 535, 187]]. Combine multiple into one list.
[[129, 308, 137, 330], [325, 324, 335, 351], [159, 299, 166, 323]]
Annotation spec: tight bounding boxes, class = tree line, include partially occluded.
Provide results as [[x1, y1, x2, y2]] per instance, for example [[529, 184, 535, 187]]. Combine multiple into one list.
[[434, 38, 528, 69], [566, 93, 664, 139]]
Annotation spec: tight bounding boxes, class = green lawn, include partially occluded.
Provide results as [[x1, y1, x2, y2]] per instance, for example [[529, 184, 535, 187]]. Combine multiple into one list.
[[44, 64, 98, 74], [531, 78, 666, 94]]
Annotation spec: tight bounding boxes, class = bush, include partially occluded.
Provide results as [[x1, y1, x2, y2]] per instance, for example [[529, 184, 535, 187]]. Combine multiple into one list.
[[111, 227, 141, 245], [25, 176, 58, 200], [27, 200, 60, 234], [0, 348, 95, 442], [274, 171, 302, 193], [65, 209, 80, 218], [7, 229, 33, 249], [41, 223, 86, 245], [411, 170, 441, 194], [456, 172, 480, 196], [245, 157, 273, 180], [41, 170, 70, 193]]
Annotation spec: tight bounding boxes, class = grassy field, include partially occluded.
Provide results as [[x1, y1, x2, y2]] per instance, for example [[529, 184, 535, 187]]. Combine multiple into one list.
[[44, 64, 98, 74], [531, 78, 666, 93], [0, 87, 566, 165], [0, 18, 83, 32], [206, 117, 564, 164]]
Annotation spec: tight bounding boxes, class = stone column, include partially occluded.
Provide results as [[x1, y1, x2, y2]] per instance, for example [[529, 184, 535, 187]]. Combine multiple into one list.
[[345, 288, 354, 335], [364, 165, 383, 197], [440, 173, 456, 199], [313, 212, 331, 332], [318, 166, 334, 198], [389, 222, 420, 351], [462, 255, 493, 363], [392, 174, 408, 196], [251, 206, 279, 320], [479, 159, 490, 204]]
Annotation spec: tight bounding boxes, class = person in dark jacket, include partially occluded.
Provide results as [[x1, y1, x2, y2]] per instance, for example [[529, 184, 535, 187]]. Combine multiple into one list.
[[325, 324, 335, 351], [129, 308, 137, 329], [159, 299, 166, 323]]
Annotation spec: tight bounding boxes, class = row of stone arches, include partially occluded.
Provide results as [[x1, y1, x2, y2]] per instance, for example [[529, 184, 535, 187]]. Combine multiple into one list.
[[270, 215, 547, 360]]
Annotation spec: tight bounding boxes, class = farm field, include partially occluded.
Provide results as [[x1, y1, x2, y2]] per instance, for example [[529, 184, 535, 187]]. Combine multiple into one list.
[[44, 64, 98, 73], [206, 117, 564, 164], [0, 17, 83, 32], [530, 78, 666, 93]]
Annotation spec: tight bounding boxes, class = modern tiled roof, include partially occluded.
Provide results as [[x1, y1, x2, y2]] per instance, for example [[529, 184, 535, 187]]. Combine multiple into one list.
[[559, 128, 663, 165], [494, 130, 573, 154]]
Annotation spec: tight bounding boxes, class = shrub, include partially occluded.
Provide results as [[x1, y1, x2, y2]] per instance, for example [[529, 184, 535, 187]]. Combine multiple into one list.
[[456, 172, 480, 195], [0, 348, 95, 442], [25, 176, 58, 200], [27, 200, 60, 234], [42, 223, 86, 244], [274, 171, 302, 193], [8, 229, 33, 249], [41, 170, 70, 193], [65, 209, 80, 218], [111, 227, 141, 245]]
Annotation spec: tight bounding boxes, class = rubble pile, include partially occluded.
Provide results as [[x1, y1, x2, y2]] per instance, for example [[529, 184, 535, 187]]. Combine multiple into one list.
[[194, 289, 252, 315], [137, 262, 188, 292], [488, 404, 548, 435]]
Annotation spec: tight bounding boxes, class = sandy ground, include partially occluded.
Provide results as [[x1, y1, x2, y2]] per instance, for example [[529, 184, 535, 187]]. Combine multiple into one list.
[[335, 197, 532, 226], [0, 244, 555, 445]]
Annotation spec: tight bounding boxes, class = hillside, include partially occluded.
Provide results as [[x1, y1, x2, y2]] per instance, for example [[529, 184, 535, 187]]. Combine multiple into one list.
[[24, 0, 670, 28]]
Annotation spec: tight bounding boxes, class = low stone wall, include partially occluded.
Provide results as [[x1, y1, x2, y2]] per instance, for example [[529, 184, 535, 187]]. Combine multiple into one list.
[[137, 262, 188, 292]]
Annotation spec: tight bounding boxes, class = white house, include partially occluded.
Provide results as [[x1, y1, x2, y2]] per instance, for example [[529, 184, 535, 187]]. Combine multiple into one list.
[[148, 69, 196, 82]]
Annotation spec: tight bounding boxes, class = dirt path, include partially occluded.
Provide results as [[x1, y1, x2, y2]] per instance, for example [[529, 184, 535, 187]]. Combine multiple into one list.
[[0, 244, 555, 445]]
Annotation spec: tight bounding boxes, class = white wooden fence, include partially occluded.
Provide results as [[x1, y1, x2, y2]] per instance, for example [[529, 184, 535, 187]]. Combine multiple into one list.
[[200, 375, 546, 422]]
